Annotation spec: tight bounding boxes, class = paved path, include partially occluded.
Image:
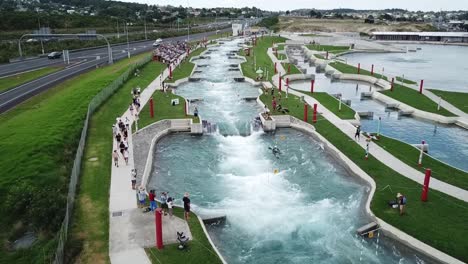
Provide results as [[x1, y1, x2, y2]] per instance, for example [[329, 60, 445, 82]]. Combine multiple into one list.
[[109, 51, 192, 263], [268, 48, 468, 203]]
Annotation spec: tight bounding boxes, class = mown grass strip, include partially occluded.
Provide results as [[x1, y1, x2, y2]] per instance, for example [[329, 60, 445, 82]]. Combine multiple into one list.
[[145, 207, 222, 264], [0, 66, 63, 93], [428, 89, 468, 114], [0, 53, 149, 264], [239, 36, 287, 81], [329, 61, 387, 80], [380, 84, 455, 116], [396, 76, 417, 85], [306, 44, 349, 54], [371, 135, 468, 190], [282, 62, 302, 75], [166, 47, 207, 83], [296, 90, 356, 119], [259, 91, 468, 262]]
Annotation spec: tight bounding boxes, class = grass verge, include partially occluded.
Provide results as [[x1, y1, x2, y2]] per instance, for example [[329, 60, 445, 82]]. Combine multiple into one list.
[[165, 47, 207, 83], [396, 76, 417, 85], [68, 59, 165, 263], [259, 91, 468, 262], [380, 84, 455, 116], [329, 61, 387, 80], [239, 36, 287, 81], [275, 53, 287, 60], [0, 66, 63, 93], [314, 54, 325, 60], [145, 207, 222, 264], [294, 90, 356, 119], [0, 52, 149, 264], [371, 135, 468, 190], [428, 89, 468, 114], [282, 62, 302, 75], [306, 44, 349, 54]]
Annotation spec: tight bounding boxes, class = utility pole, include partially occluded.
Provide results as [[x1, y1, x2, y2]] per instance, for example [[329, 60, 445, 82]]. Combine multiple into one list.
[[125, 21, 130, 58], [37, 16, 45, 54], [117, 20, 120, 39]]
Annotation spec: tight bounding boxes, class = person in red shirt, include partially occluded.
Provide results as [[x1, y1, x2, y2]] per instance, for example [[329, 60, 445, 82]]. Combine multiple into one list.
[[149, 190, 157, 212]]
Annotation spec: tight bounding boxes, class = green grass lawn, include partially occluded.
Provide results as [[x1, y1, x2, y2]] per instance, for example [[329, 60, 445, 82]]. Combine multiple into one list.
[[380, 84, 455, 116], [275, 53, 287, 60], [282, 62, 301, 75], [396, 76, 417, 85], [306, 44, 349, 54], [329, 61, 387, 80], [294, 90, 356, 119], [276, 44, 285, 51], [239, 36, 287, 81], [428, 89, 468, 114], [372, 135, 468, 190], [166, 47, 207, 83], [145, 207, 222, 264], [314, 54, 325, 60], [0, 52, 149, 264], [0, 66, 63, 93], [68, 58, 165, 264], [259, 91, 468, 262], [138, 90, 199, 129], [260, 89, 310, 119]]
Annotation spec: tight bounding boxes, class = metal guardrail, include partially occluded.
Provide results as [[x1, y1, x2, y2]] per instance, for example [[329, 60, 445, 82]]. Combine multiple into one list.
[[52, 55, 152, 264]]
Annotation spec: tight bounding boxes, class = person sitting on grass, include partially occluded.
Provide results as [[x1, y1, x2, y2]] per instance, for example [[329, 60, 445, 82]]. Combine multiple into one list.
[[397, 193, 407, 215]]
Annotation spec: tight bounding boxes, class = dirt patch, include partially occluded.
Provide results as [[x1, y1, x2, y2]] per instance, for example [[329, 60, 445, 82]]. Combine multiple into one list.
[[279, 17, 436, 34]]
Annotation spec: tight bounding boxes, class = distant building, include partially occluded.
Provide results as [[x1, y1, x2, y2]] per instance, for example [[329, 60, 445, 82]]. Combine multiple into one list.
[[232, 23, 243, 36], [372, 32, 468, 43]]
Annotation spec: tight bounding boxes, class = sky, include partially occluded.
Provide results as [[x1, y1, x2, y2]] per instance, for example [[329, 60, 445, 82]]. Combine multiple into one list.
[[120, 0, 468, 12]]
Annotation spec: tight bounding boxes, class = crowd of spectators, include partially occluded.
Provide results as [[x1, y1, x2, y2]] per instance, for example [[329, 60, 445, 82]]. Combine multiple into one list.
[[152, 41, 189, 64]]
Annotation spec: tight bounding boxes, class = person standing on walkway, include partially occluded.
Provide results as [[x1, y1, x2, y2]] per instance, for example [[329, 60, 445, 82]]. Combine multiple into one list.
[[129, 103, 134, 116], [137, 186, 147, 208], [131, 169, 137, 189], [149, 190, 157, 212], [183, 192, 191, 221], [115, 133, 122, 144], [123, 150, 129, 165], [355, 125, 361, 141], [112, 150, 119, 167], [167, 197, 174, 217], [160, 192, 168, 216], [112, 124, 118, 136]]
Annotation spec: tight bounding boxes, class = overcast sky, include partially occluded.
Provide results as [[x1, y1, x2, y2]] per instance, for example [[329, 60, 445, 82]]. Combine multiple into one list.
[[120, 0, 468, 12]]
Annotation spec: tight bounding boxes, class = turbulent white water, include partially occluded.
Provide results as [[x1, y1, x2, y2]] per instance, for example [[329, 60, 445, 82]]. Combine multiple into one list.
[[149, 39, 433, 264]]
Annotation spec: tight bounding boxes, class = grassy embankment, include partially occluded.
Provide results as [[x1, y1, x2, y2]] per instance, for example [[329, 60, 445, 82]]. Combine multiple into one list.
[[259, 90, 468, 262], [239, 36, 287, 81], [328, 61, 455, 116], [306, 44, 350, 54], [145, 207, 222, 264], [165, 47, 207, 84], [396, 76, 417, 85], [275, 53, 287, 60], [313, 54, 325, 60], [282, 62, 302, 75], [0, 66, 63, 93], [429, 89, 468, 114], [0, 53, 149, 264], [372, 135, 468, 190]]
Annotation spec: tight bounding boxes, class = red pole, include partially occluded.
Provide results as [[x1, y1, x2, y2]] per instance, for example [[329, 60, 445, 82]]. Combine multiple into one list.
[[311, 79, 315, 93], [419, 80, 424, 94], [421, 169, 431, 202], [279, 74, 282, 92], [184, 100, 187, 116], [371, 64, 374, 75], [287, 64, 291, 74], [155, 208, 163, 249], [286, 77, 289, 87], [304, 103, 308, 122], [391, 77, 394, 91], [169, 65, 173, 79], [326, 51, 329, 60], [357, 63, 360, 74], [274, 62, 277, 74], [149, 97, 154, 118], [313, 103, 318, 123]]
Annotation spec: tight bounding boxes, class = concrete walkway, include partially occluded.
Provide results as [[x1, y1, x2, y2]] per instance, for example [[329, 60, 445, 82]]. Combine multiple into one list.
[[109, 53, 191, 264], [267, 49, 468, 203]]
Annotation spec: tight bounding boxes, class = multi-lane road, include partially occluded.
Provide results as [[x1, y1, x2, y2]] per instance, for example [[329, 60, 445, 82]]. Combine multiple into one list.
[[0, 28, 231, 113]]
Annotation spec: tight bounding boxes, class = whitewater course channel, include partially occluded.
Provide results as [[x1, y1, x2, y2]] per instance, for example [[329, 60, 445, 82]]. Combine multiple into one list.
[[288, 47, 468, 172], [147, 39, 436, 263]]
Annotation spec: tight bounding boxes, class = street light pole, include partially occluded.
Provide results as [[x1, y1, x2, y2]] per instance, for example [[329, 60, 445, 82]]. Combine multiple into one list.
[[144, 14, 148, 40], [125, 21, 130, 58]]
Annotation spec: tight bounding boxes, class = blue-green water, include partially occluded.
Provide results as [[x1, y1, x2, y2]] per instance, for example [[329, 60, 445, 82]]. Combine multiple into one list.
[[148, 39, 433, 263]]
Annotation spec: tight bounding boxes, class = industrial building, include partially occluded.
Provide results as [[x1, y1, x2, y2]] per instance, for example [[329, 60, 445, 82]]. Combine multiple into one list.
[[371, 32, 468, 43]]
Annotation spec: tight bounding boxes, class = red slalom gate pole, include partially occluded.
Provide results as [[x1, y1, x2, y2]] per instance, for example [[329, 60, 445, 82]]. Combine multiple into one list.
[[155, 208, 163, 249], [184, 100, 187, 116], [279, 74, 282, 92], [311, 79, 315, 93], [391, 77, 395, 91], [371, 64, 374, 75], [326, 51, 329, 60], [169, 65, 173, 79], [421, 169, 432, 202], [419, 80, 424, 94], [274, 62, 277, 74], [357, 63, 361, 74], [149, 97, 154, 118], [288, 64, 291, 74], [304, 103, 308, 122], [313, 103, 318, 123], [286, 77, 289, 87]]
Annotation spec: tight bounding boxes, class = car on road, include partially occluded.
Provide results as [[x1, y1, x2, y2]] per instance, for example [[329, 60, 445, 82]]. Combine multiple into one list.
[[152, 38, 163, 47], [47, 51, 62, 59]]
